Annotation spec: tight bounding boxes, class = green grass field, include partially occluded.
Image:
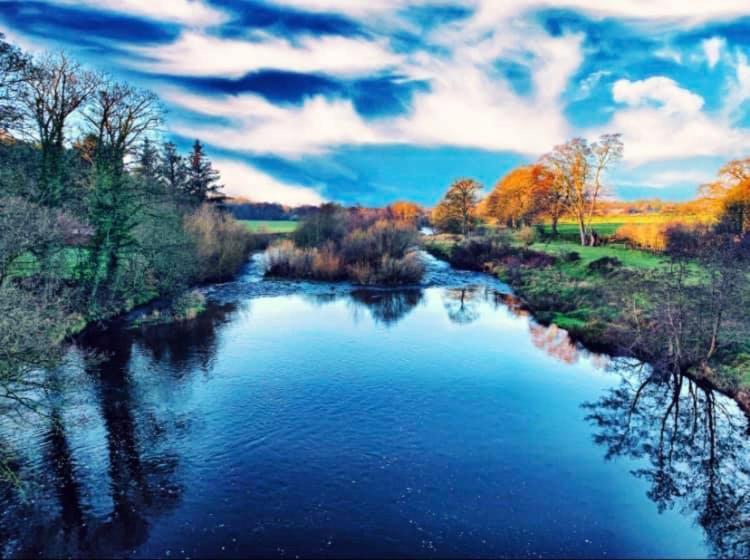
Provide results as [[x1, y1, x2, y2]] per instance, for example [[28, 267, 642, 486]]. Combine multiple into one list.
[[529, 239, 666, 270], [541, 223, 623, 237], [240, 220, 298, 234], [541, 214, 714, 239]]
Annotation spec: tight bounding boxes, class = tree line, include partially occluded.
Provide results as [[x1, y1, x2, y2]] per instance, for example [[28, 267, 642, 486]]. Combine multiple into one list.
[[432, 134, 624, 246], [431, 133, 750, 248], [0, 34, 254, 411]]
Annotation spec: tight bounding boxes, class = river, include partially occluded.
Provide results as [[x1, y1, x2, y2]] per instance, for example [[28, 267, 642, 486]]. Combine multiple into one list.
[[1, 253, 748, 558]]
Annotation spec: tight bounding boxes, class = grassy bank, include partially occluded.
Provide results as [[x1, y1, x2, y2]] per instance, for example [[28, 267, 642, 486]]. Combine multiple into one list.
[[423, 233, 750, 412]]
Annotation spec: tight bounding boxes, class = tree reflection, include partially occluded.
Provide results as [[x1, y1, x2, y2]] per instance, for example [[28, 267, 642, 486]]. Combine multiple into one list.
[[131, 301, 237, 373], [442, 287, 482, 324], [45, 408, 86, 545], [349, 289, 423, 326], [3, 303, 235, 557], [584, 365, 750, 558]]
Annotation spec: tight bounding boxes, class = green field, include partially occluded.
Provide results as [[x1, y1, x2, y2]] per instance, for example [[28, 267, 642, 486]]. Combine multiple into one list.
[[529, 239, 666, 270], [541, 222, 623, 237], [541, 214, 714, 239], [240, 220, 298, 234]]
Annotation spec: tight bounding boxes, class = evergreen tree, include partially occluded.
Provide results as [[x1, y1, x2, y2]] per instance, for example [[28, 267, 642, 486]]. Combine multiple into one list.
[[159, 141, 187, 194], [135, 138, 159, 183], [186, 139, 223, 204]]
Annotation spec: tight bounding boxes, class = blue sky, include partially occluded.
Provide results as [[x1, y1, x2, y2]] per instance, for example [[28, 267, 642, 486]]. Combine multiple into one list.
[[3, 1, 750, 206]]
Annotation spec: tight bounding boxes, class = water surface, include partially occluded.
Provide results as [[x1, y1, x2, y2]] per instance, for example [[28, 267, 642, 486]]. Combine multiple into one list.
[[1, 256, 749, 558]]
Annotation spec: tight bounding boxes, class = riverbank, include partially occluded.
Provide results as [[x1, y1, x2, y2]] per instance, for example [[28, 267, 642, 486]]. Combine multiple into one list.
[[423, 234, 750, 415]]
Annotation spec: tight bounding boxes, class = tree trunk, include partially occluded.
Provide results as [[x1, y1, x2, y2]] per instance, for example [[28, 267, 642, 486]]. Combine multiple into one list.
[[578, 217, 587, 246]]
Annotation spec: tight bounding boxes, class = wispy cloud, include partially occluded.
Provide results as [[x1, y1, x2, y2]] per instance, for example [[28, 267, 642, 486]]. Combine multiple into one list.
[[4, 0, 750, 203], [126, 31, 401, 77], [214, 158, 325, 205], [47, 0, 227, 26]]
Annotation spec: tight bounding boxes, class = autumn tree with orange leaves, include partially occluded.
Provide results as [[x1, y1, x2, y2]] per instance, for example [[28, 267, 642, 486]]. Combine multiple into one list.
[[701, 157, 750, 235], [433, 178, 482, 235], [481, 164, 562, 231], [388, 200, 423, 225]]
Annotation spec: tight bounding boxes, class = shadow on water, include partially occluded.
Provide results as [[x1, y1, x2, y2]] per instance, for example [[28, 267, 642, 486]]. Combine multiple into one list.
[[129, 302, 238, 373], [0, 303, 238, 558], [583, 365, 750, 558]]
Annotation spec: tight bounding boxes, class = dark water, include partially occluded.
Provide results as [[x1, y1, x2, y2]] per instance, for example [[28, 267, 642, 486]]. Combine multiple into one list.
[[1, 255, 749, 558]]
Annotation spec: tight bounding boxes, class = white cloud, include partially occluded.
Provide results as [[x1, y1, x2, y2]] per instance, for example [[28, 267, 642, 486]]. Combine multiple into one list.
[[126, 31, 401, 78], [160, 23, 583, 157], [164, 89, 380, 157], [613, 76, 704, 114], [574, 70, 610, 101], [603, 77, 749, 163], [266, 0, 417, 16], [723, 50, 750, 120], [389, 31, 581, 154], [702, 36, 725, 69], [214, 158, 325, 205], [270, 0, 750, 22], [466, 1, 750, 29], [0, 24, 44, 54], [653, 47, 683, 64], [48, 0, 226, 27], [643, 169, 716, 187]]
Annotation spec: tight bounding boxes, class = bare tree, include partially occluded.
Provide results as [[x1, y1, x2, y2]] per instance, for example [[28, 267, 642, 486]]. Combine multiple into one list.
[[0, 33, 29, 135], [617, 230, 749, 377], [81, 80, 162, 305], [83, 80, 162, 170], [542, 134, 623, 245], [18, 52, 100, 206]]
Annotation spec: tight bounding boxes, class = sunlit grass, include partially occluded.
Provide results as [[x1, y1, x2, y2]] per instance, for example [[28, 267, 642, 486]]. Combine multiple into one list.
[[529, 239, 666, 269], [240, 220, 298, 234]]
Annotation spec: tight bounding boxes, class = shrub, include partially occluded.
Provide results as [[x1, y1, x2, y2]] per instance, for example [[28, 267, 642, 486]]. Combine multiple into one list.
[[517, 226, 537, 246], [347, 261, 374, 284], [184, 204, 254, 282], [613, 222, 692, 252], [587, 256, 622, 274], [312, 242, 344, 280], [375, 251, 425, 285], [449, 236, 513, 270], [172, 290, 207, 321], [264, 239, 312, 277], [341, 220, 418, 265], [664, 224, 707, 258], [263, 216, 424, 285]]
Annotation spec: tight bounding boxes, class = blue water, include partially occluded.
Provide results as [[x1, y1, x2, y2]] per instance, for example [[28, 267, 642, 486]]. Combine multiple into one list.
[[1, 256, 748, 558]]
